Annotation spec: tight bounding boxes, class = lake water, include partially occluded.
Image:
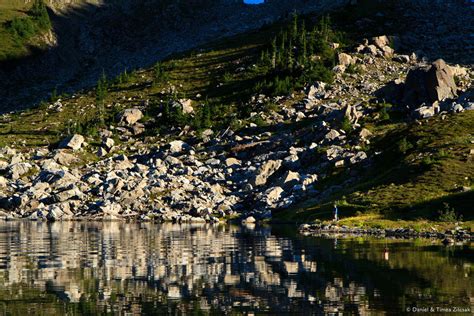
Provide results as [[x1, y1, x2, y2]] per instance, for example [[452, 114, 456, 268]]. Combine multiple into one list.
[[0, 221, 472, 315]]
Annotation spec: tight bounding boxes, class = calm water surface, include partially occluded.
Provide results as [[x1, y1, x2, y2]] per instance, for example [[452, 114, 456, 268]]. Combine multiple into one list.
[[0, 221, 472, 315]]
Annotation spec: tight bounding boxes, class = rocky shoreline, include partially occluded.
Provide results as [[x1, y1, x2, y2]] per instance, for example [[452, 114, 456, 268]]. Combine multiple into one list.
[[299, 223, 473, 244]]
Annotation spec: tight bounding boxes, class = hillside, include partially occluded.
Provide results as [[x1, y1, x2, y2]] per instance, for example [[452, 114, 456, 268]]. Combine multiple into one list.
[[0, 0, 472, 234], [0, 0, 348, 112]]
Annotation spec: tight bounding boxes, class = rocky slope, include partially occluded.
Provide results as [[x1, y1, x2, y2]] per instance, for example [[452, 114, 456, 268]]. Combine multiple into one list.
[[0, 0, 472, 231], [0, 33, 472, 223]]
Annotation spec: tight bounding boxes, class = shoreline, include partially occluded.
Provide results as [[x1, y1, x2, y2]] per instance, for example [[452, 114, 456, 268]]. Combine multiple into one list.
[[299, 222, 473, 244], [0, 216, 472, 245]]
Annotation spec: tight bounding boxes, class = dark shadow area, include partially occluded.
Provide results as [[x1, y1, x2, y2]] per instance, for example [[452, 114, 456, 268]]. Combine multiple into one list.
[[0, 0, 350, 113]]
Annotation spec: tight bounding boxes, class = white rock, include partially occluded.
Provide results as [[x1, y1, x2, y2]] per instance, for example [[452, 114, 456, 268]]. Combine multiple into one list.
[[169, 140, 189, 154], [59, 134, 85, 150], [120, 108, 143, 125]]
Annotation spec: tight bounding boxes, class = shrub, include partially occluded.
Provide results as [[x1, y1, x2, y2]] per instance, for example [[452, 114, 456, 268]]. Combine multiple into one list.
[[222, 72, 233, 83], [438, 203, 463, 222], [346, 63, 360, 74], [397, 137, 413, 154], [340, 116, 352, 133], [30, 0, 51, 30], [9, 17, 36, 39], [153, 62, 168, 85], [8, 0, 51, 39]]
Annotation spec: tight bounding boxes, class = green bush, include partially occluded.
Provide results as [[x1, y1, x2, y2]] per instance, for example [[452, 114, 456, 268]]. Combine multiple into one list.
[[9, 17, 36, 39], [8, 0, 51, 40], [153, 62, 169, 85], [341, 116, 352, 133], [30, 0, 51, 30], [397, 137, 413, 154], [438, 203, 463, 222]]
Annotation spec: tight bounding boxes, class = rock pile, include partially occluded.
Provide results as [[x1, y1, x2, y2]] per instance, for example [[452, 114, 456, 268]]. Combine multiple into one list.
[[0, 35, 472, 225]]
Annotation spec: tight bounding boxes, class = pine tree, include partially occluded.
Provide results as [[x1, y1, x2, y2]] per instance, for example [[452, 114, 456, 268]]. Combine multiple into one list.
[[291, 12, 298, 41], [95, 71, 108, 125], [30, 0, 50, 30], [288, 38, 293, 70], [271, 38, 277, 69], [300, 20, 307, 65]]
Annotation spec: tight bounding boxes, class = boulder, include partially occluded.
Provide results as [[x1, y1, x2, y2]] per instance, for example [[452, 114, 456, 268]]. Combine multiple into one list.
[[119, 108, 143, 125], [359, 128, 372, 139], [413, 105, 440, 119], [131, 123, 145, 135], [450, 103, 464, 113], [307, 82, 326, 100], [349, 151, 368, 164], [264, 186, 284, 205], [225, 157, 241, 168], [0, 176, 8, 187], [53, 185, 83, 202], [403, 59, 457, 106], [380, 45, 394, 58], [279, 171, 300, 188], [103, 138, 115, 150], [169, 140, 189, 154], [97, 147, 108, 157], [100, 202, 122, 216], [363, 45, 379, 56], [59, 134, 85, 150], [179, 99, 194, 114], [393, 55, 410, 63], [338, 53, 354, 67], [242, 216, 256, 224], [372, 35, 390, 49], [344, 105, 361, 124], [252, 160, 282, 186], [53, 151, 77, 165], [324, 129, 341, 142], [0, 160, 8, 171], [8, 163, 32, 180]]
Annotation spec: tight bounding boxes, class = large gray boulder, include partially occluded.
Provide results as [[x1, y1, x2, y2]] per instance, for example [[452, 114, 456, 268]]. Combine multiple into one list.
[[403, 59, 457, 106], [59, 134, 85, 150]]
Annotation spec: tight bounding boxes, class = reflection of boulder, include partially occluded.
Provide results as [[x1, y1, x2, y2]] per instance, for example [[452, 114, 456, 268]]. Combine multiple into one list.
[[403, 59, 457, 106]]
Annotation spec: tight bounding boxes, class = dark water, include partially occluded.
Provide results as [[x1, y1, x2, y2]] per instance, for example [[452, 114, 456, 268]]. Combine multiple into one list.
[[0, 221, 472, 315]]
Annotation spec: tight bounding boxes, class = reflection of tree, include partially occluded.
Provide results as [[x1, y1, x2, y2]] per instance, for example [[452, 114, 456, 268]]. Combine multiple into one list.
[[0, 222, 470, 314]]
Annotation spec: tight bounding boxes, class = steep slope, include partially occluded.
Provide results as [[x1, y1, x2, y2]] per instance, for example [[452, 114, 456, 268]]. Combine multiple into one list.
[[0, 0, 472, 228], [0, 0, 348, 112]]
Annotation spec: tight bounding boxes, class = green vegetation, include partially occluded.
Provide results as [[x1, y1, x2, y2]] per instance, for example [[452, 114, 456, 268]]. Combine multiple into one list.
[[0, 1, 471, 229], [253, 14, 340, 96], [276, 111, 474, 226], [153, 62, 169, 86], [0, 0, 51, 61], [437, 203, 463, 223]]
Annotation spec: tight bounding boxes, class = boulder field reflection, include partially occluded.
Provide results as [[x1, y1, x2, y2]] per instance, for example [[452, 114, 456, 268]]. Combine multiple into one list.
[[0, 221, 471, 314]]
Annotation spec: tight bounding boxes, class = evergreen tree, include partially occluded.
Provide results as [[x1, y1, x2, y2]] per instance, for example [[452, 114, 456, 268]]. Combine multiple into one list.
[[271, 38, 277, 69], [30, 0, 50, 30], [95, 71, 108, 125]]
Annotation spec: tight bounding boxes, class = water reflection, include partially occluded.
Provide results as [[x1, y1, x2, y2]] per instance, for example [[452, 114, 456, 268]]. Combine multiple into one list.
[[0, 221, 471, 315]]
